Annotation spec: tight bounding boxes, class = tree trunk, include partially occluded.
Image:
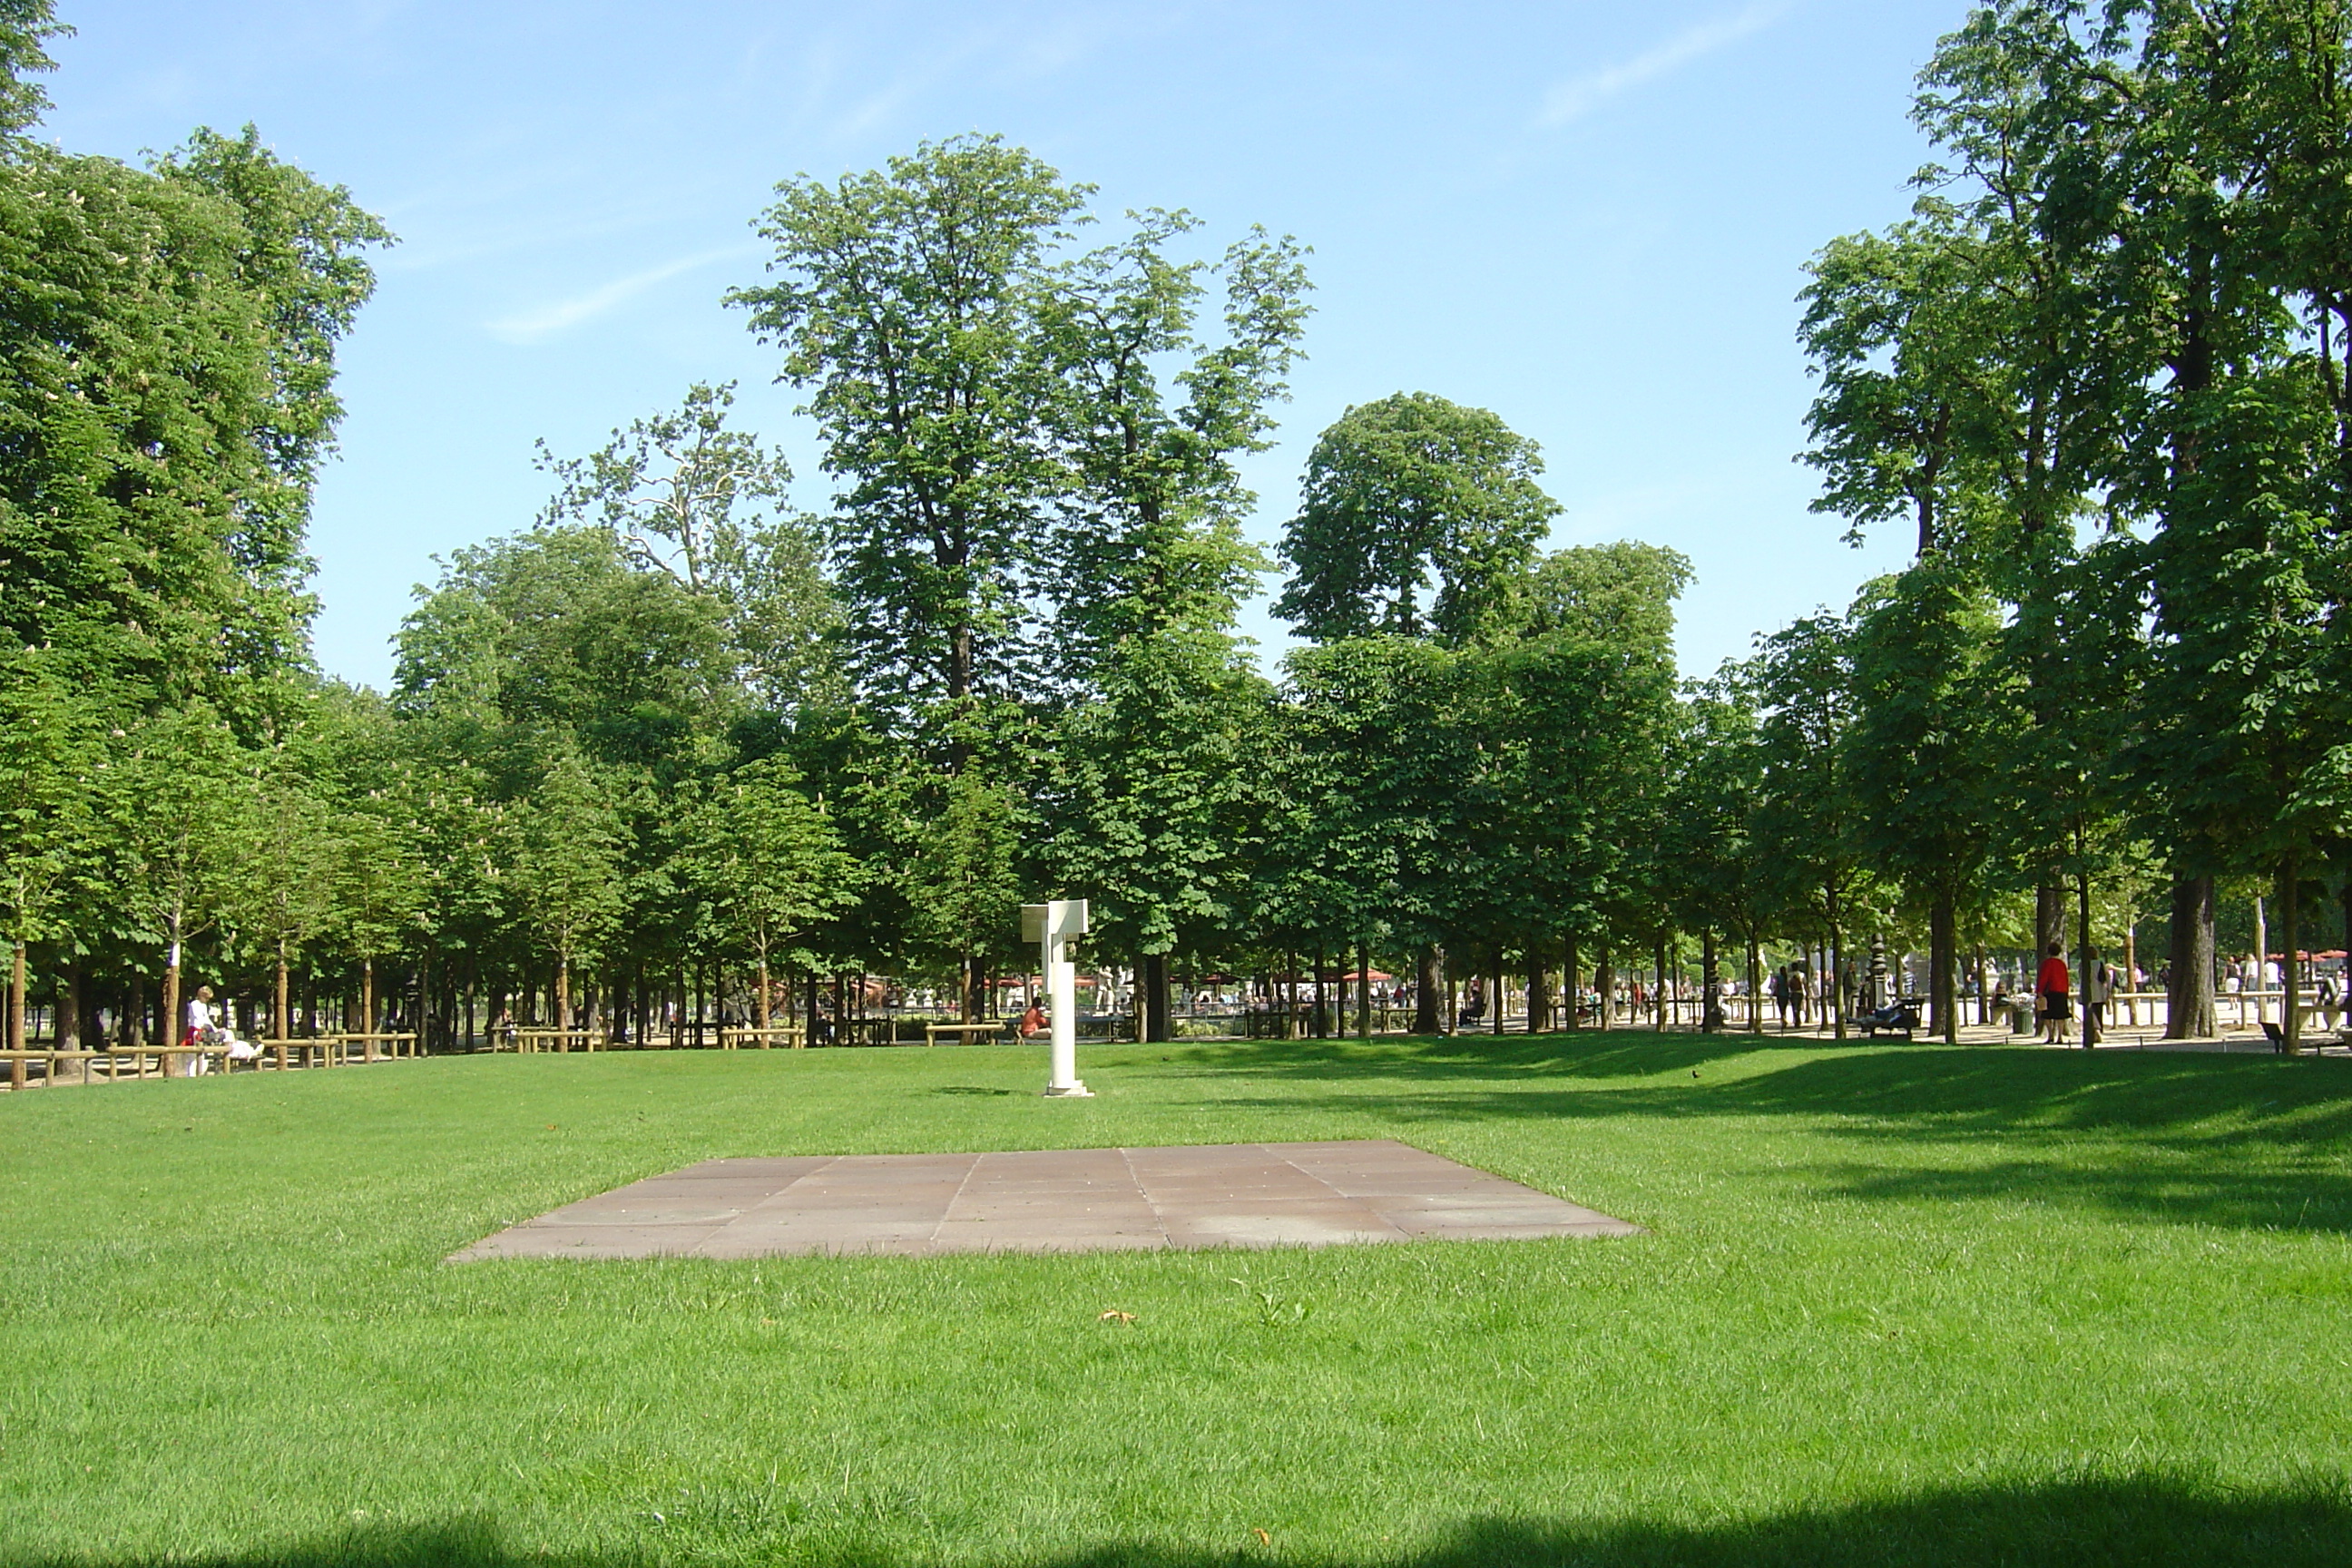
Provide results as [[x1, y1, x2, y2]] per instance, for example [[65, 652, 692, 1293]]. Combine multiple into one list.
[[1829, 916, 1847, 1041], [556, 953, 571, 1047], [162, 925, 183, 1074], [1700, 930, 1724, 1033], [362, 956, 377, 1044], [2035, 884, 2065, 968], [1931, 894, 1957, 1045], [8, 939, 24, 1091], [756, 948, 771, 1031], [1143, 953, 1172, 1044], [1594, 942, 1612, 1031], [2166, 874, 2217, 1040], [1414, 945, 1441, 1035], [275, 946, 290, 1046], [59, 960, 82, 1083], [1357, 939, 1372, 1042], [1655, 935, 1669, 1031], [2122, 922, 2138, 1026], [1559, 934, 1577, 1034], [2078, 867, 2099, 1048], [2280, 855, 2303, 1054], [1491, 960, 1504, 1036]]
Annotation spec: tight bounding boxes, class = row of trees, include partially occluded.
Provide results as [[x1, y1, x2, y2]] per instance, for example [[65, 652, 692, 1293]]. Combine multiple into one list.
[[8, 1, 2352, 1059], [1784, 0, 2352, 1049]]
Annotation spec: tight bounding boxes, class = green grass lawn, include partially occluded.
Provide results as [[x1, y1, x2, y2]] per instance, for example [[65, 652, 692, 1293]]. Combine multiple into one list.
[[4, 1033, 2350, 1567]]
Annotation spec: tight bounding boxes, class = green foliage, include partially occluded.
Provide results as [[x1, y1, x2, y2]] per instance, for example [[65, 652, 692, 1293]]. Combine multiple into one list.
[[1275, 392, 1561, 646], [1751, 612, 1869, 959], [0, 0, 64, 137], [1665, 667, 1770, 959], [0, 647, 95, 948], [688, 755, 861, 972], [1509, 541, 1690, 653], [1039, 629, 1274, 960], [537, 381, 838, 711], [730, 135, 1083, 728], [904, 769, 1024, 982], [1041, 214, 1311, 660], [1846, 559, 2006, 908], [511, 750, 625, 973], [103, 704, 250, 967], [1799, 218, 2006, 557]]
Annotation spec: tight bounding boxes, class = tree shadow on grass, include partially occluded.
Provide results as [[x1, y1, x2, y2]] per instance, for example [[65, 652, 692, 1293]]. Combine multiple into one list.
[[1181, 1032, 1767, 1082], [1190, 1031, 2352, 1147], [34, 1475, 2351, 1567], [1184, 1036, 2352, 1235]]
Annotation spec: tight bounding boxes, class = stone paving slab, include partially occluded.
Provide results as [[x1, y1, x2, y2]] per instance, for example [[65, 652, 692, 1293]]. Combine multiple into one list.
[[448, 1140, 1640, 1261]]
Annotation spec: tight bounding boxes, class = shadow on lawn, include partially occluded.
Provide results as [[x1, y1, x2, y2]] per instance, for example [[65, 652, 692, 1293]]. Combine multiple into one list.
[[1193, 1030, 2352, 1152], [42, 1475, 2352, 1567], [1185, 1033, 2352, 1234]]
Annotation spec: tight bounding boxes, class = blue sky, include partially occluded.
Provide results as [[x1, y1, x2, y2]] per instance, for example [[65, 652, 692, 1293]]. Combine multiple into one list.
[[40, 0, 1954, 689]]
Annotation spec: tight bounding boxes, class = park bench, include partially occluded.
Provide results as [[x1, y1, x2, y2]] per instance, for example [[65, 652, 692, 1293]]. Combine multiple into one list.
[[923, 1021, 1014, 1047], [716, 1025, 805, 1050], [512, 1028, 599, 1054], [0, 1032, 423, 1089]]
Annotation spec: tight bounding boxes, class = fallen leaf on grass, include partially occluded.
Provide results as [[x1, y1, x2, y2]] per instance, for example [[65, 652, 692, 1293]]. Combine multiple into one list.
[[1253, 1527, 1271, 1545], [1098, 1309, 1136, 1324]]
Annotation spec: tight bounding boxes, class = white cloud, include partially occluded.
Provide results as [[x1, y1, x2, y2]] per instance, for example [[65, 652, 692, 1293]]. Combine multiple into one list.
[[485, 247, 748, 344], [1535, 3, 1788, 128]]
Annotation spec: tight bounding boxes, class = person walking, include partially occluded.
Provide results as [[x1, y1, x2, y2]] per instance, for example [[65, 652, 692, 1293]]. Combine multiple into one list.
[[2036, 942, 2072, 1045], [2081, 946, 2110, 1049]]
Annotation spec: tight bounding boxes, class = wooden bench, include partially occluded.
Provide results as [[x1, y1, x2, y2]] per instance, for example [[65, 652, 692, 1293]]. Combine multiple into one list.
[[717, 1026, 805, 1050], [923, 1021, 1014, 1047], [513, 1029, 599, 1054]]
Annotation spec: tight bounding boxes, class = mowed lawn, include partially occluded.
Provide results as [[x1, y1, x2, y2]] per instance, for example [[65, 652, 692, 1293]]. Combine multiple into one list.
[[3, 1034, 2350, 1568]]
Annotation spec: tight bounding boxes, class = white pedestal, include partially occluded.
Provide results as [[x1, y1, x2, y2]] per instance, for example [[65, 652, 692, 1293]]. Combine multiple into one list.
[[1024, 900, 1092, 1098]]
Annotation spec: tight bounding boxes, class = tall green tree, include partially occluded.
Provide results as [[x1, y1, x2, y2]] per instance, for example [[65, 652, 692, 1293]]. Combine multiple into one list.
[[905, 769, 1024, 1022], [1039, 212, 1311, 662], [511, 750, 625, 1034], [1846, 559, 2008, 1044], [1752, 613, 1867, 1037], [538, 381, 838, 711], [0, 649, 93, 1077], [1664, 669, 1771, 1034], [730, 135, 1083, 752], [105, 706, 250, 1055], [1274, 392, 1560, 647], [689, 755, 860, 1029], [1038, 629, 1275, 1041]]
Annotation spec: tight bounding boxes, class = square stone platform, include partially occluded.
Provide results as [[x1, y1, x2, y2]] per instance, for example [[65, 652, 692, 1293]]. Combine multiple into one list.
[[449, 1139, 1639, 1260]]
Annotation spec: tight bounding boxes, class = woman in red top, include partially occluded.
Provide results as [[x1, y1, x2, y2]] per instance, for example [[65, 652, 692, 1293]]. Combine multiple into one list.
[[2036, 942, 2071, 1044]]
